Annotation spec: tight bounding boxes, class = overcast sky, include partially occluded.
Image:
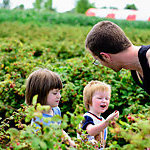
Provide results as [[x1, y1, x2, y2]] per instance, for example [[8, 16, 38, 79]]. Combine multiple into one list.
[[0, 0, 150, 13]]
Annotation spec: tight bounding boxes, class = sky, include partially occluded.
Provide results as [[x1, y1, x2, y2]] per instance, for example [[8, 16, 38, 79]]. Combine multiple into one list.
[[0, 0, 150, 13]]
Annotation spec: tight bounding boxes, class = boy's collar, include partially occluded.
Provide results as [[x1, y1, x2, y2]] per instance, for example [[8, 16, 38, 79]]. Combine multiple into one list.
[[88, 111, 102, 121]]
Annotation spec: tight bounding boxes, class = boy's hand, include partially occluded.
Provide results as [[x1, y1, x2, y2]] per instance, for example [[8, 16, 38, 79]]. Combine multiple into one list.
[[106, 110, 119, 122], [114, 110, 119, 119]]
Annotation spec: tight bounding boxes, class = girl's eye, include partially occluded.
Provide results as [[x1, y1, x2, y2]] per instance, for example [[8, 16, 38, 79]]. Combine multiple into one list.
[[53, 93, 57, 95], [105, 97, 109, 100]]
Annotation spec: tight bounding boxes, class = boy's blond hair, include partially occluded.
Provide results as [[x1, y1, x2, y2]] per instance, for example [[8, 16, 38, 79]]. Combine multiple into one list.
[[83, 81, 111, 111]]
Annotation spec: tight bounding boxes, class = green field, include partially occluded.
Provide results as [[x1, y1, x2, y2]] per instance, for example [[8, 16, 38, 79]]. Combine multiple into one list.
[[0, 9, 150, 149]]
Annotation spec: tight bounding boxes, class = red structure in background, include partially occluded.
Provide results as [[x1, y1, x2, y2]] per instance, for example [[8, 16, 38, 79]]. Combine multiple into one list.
[[127, 15, 136, 21], [106, 13, 115, 19], [86, 8, 150, 21]]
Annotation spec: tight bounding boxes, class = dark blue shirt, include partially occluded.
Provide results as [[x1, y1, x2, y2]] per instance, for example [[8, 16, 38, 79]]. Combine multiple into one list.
[[131, 45, 150, 95]]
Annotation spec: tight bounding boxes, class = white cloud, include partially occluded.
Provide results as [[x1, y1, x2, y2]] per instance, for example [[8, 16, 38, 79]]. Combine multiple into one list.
[[0, 0, 150, 13], [53, 0, 76, 12]]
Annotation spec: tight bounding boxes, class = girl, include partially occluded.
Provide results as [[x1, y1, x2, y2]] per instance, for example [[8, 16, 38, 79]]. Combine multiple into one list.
[[25, 68, 75, 147]]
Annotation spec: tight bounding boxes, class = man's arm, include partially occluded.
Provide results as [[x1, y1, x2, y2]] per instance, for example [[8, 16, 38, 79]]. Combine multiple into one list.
[[146, 49, 150, 67]]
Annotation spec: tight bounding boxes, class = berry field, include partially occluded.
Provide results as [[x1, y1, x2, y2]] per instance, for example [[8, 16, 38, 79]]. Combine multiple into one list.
[[0, 9, 150, 149]]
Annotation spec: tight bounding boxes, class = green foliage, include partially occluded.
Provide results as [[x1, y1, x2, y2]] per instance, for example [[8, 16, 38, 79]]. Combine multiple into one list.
[[33, 0, 43, 10], [33, 0, 54, 11], [17, 4, 24, 10], [2, 0, 10, 9], [0, 97, 89, 149], [0, 101, 149, 149], [107, 106, 150, 149], [0, 9, 150, 29], [125, 4, 137, 10], [44, 0, 53, 11], [75, 0, 95, 14]]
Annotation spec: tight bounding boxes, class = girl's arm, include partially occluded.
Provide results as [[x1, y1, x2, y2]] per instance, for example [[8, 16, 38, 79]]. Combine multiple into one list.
[[86, 111, 119, 136], [62, 130, 76, 147]]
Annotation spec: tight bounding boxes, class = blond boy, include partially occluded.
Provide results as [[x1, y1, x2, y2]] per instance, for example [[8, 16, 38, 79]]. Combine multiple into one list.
[[78, 81, 119, 149]]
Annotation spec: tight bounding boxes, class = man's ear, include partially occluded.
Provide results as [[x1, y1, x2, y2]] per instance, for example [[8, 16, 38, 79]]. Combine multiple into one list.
[[100, 52, 112, 62]]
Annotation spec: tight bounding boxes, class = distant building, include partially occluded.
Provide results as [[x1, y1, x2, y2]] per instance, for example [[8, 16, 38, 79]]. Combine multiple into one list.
[[86, 8, 150, 21]]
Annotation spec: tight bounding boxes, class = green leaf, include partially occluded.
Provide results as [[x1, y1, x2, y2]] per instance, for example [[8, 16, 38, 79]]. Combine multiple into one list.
[[39, 141, 47, 149], [32, 95, 38, 106]]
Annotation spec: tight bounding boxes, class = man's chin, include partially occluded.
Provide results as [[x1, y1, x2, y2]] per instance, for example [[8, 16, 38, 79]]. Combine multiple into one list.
[[112, 68, 122, 72]]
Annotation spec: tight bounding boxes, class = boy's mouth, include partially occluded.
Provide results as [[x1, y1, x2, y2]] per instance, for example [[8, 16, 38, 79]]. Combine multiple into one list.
[[100, 104, 106, 108]]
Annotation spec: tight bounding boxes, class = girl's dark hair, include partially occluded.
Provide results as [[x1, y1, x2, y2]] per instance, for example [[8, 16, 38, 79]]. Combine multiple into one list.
[[25, 68, 63, 105]]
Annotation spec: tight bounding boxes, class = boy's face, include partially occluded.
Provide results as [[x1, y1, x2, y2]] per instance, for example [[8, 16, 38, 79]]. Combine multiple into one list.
[[46, 89, 61, 107], [90, 90, 110, 115]]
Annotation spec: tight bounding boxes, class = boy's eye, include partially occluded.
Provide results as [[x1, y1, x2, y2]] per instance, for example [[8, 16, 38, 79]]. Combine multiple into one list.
[[97, 97, 109, 100]]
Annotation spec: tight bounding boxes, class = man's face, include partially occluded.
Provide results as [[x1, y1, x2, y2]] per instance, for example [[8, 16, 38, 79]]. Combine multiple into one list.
[[88, 49, 122, 72], [97, 58, 122, 72]]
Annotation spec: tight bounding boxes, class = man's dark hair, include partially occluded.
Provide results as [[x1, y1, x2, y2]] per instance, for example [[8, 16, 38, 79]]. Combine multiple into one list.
[[85, 21, 132, 59]]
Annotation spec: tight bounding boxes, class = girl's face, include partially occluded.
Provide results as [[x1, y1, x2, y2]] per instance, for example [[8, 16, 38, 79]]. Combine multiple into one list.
[[46, 89, 61, 108], [89, 90, 110, 116]]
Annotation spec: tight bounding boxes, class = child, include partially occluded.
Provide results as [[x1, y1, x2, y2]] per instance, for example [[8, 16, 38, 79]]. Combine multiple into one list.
[[25, 68, 76, 147], [78, 80, 119, 149]]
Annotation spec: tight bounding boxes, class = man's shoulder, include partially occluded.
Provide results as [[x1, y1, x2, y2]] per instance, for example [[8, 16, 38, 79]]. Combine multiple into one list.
[[146, 48, 150, 67]]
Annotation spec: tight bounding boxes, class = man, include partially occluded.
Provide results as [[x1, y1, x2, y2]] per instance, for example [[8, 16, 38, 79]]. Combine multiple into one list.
[[85, 21, 150, 95]]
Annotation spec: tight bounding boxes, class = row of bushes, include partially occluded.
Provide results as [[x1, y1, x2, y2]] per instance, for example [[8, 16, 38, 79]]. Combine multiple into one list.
[[1, 95, 149, 149], [1, 9, 150, 29]]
